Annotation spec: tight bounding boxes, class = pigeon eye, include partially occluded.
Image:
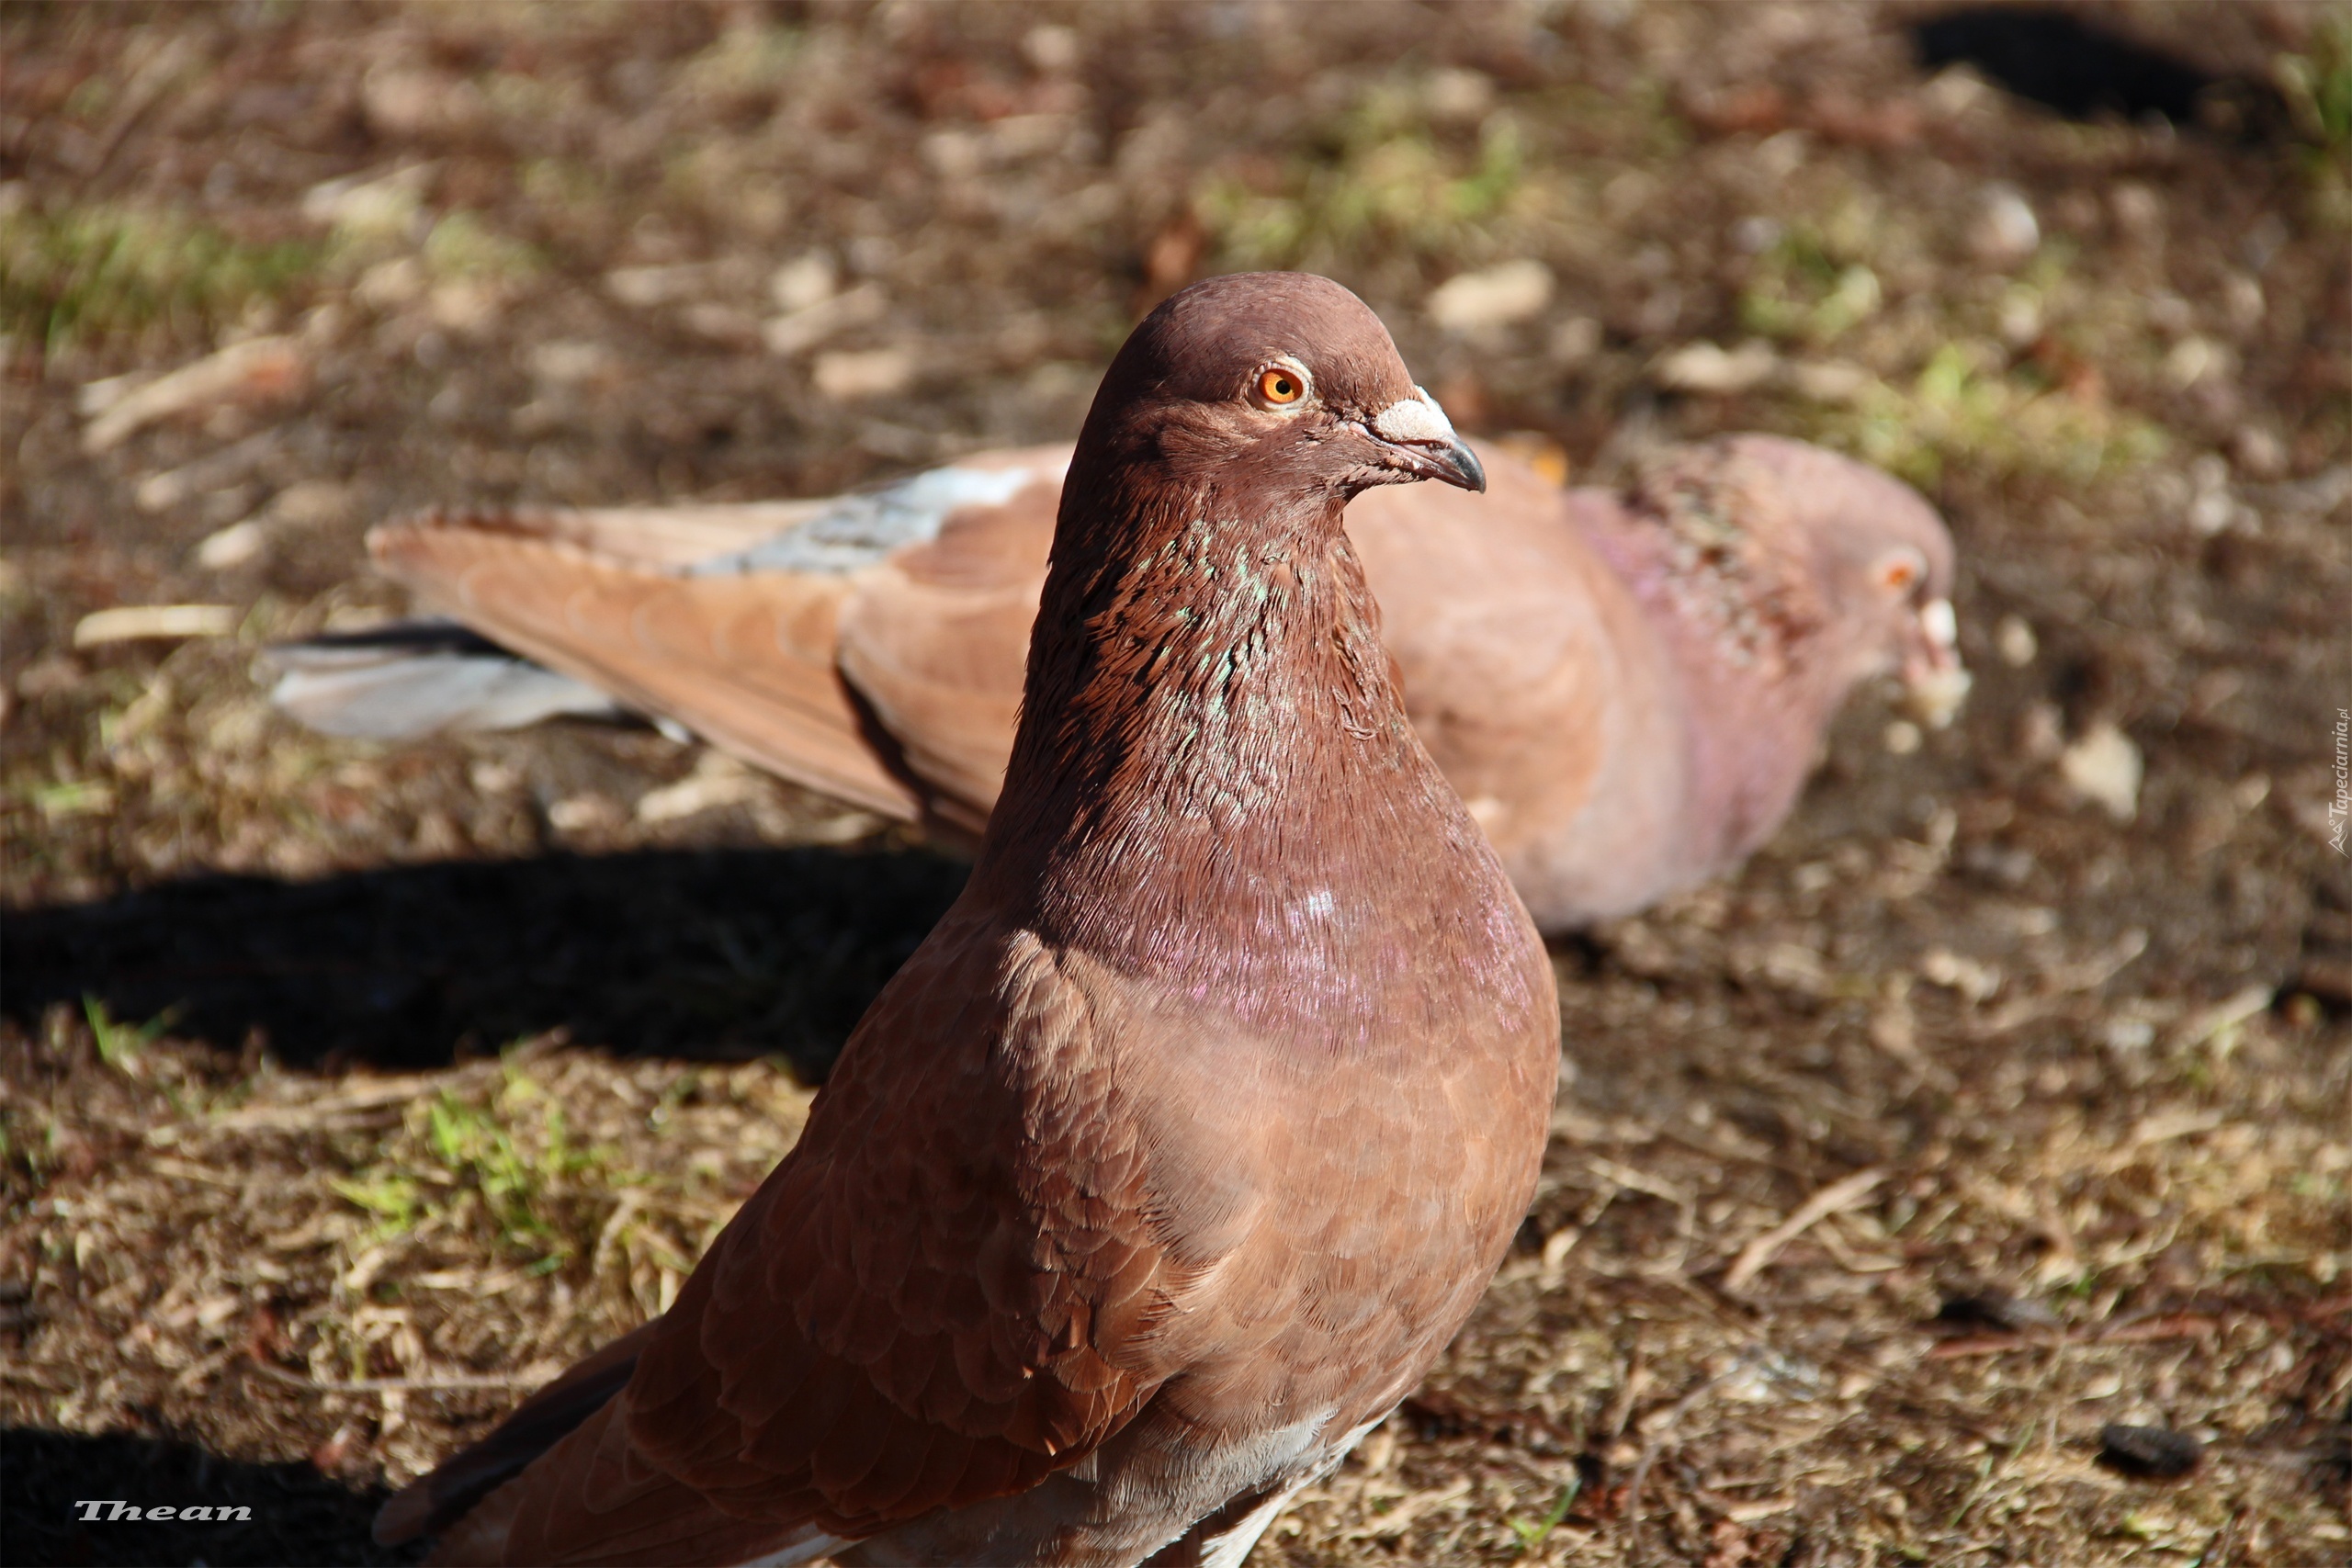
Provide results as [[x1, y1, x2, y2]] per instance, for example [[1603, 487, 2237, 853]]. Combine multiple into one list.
[[1256, 367, 1306, 405], [1879, 555, 1921, 594]]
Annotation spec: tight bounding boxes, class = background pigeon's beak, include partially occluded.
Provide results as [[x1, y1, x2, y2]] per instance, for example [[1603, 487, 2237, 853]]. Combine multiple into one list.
[[1369, 390, 1487, 492], [1900, 597, 1971, 728]]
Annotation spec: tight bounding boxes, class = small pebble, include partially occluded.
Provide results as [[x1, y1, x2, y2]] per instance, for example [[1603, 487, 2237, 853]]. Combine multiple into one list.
[[547, 794, 622, 833], [2165, 335, 2224, 389], [1994, 615, 2036, 668], [527, 340, 617, 387], [1883, 719, 1922, 755], [1731, 214, 1783, 254], [813, 346, 916, 400], [1426, 260, 1555, 334], [196, 519, 268, 570], [2231, 425, 2284, 479], [1996, 288, 2042, 346], [1967, 182, 2040, 265], [1546, 316, 1601, 368], [1789, 360, 1871, 403], [468, 760, 523, 795], [2059, 721, 2142, 822], [2222, 272, 2267, 332], [1022, 22, 1080, 73], [1655, 339, 1778, 394], [2188, 488, 2236, 536], [1423, 66, 1496, 126], [2098, 1423, 2202, 1480], [2110, 182, 2164, 238], [769, 251, 838, 314]]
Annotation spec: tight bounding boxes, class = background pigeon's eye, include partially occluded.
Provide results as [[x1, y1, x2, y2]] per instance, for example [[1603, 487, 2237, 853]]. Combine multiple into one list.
[[1256, 367, 1305, 405]]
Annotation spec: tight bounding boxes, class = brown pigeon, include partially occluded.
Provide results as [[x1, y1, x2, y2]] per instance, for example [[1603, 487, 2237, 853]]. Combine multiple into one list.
[[375, 271, 1561, 1565], [273, 431, 1961, 930]]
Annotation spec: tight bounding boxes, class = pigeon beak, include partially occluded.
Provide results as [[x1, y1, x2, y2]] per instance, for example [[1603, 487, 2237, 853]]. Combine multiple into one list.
[[1368, 389, 1487, 493], [1900, 597, 1971, 728]]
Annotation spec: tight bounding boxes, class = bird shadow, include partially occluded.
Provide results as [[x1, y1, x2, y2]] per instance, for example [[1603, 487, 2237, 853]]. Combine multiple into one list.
[[1, 845, 972, 1081], [0, 1427, 417, 1567]]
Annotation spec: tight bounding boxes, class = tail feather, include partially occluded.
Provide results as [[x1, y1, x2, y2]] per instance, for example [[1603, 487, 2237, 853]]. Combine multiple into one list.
[[426, 1385, 851, 1566], [260, 620, 620, 739], [382, 1320, 851, 1564], [379, 1322, 655, 1548], [368, 513, 924, 822]]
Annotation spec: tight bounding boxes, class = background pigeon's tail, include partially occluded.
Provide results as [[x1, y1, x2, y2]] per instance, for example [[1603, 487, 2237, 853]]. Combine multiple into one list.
[[355, 507, 928, 822], [259, 620, 621, 740]]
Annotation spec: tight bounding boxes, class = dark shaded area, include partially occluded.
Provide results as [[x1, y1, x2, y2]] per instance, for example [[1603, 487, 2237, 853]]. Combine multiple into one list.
[[2295, 885, 2352, 1016], [1913, 6, 2273, 135], [2320, 1396, 2352, 1502], [0, 1427, 416, 1567], [1934, 1289, 2061, 1334], [2098, 1422, 2206, 1480], [1, 846, 970, 1079], [272, 620, 514, 660]]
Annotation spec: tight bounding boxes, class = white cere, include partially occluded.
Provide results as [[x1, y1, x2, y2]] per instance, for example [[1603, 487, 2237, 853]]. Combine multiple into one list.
[[1370, 389, 1458, 446]]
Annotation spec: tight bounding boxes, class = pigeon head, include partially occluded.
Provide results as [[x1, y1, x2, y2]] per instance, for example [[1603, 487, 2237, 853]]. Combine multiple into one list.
[[1634, 435, 1968, 728], [1746, 437, 1969, 729], [1072, 271, 1485, 504]]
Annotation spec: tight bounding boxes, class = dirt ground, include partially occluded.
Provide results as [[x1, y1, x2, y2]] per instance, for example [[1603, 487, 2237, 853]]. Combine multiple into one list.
[[6, 3, 2352, 1563]]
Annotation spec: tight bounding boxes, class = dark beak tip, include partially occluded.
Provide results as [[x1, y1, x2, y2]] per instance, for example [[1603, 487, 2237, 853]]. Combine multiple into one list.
[[1447, 437, 1487, 494], [1462, 446, 1487, 493]]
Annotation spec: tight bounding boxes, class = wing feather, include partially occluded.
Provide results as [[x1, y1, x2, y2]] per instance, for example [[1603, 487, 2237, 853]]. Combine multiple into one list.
[[835, 473, 1061, 829], [447, 916, 1180, 1564], [377, 1319, 658, 1546]]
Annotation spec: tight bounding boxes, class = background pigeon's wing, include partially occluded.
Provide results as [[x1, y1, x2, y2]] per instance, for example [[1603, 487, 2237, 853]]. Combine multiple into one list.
[[1344, 457, 1695, 925], [835, 467, 1063, 831]]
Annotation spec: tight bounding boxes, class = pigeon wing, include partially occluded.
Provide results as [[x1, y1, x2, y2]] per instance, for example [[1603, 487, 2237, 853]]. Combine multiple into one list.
[[437, 917, 1176, 1565], [835, 464, 1064, 831]]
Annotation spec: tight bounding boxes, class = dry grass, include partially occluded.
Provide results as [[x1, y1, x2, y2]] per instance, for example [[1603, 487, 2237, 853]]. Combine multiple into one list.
[[9, 1027, 808, 1472]]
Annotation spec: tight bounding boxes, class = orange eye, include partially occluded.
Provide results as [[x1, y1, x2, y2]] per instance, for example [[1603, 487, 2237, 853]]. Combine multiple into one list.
[[1257, 367, 1305, 404], [1880, 558, 1919, 593]]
